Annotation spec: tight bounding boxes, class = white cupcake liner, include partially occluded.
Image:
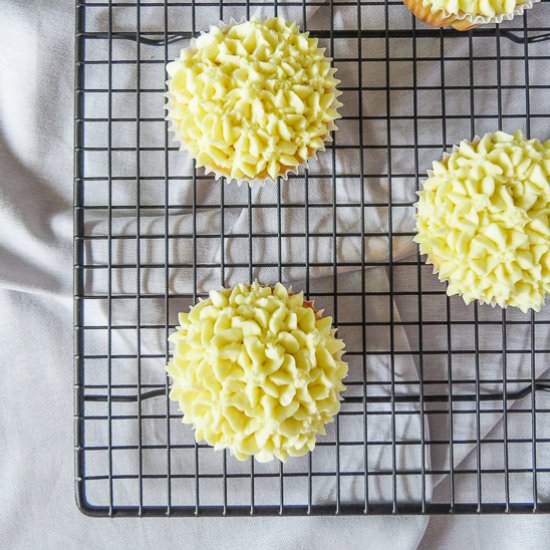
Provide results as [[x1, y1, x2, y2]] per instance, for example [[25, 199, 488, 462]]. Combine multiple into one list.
[[185, 119, 340, 187], [424, 256, 546, 313], [165, 16, 342, 186], [417, 0, 540, 26]]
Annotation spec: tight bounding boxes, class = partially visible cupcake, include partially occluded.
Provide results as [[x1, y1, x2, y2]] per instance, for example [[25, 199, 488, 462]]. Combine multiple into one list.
[[166, 17, 341, 184], [403, 0, 539, 30], [167, 282, 348, 462], [415, 131, 550, 313]]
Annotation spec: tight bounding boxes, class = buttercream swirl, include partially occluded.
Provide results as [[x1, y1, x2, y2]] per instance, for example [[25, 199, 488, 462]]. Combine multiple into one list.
[[415, 131, 550, 313], [167, 282, 348, 462], [166, 17, 341, 182], [423, 0, 527, 17]]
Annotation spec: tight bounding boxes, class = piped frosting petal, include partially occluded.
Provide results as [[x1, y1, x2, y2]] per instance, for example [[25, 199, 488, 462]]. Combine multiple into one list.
[[415, 130, 550, 313], [167, 282, 348, 462], [166, 17, 341, 183]]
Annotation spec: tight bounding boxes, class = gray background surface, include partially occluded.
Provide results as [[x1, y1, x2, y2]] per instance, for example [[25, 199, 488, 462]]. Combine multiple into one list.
[[2, 0, 550, 548]]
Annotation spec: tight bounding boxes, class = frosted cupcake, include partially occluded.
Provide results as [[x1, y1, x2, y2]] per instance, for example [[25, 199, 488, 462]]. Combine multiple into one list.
[[166, 17, 341, 184], [167, 282, 348, 462], [415, 131, 550, 313], [403, 0, 539, 30]]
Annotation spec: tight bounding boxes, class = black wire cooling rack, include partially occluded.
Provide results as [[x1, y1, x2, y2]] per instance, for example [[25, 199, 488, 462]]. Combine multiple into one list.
[[74, 0, 550, 516]]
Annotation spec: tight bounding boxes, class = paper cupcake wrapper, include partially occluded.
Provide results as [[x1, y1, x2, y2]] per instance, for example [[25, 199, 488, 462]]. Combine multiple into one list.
[[403, 0, 539, 29], [169, 121, 340, 187], [421, 253, 546, 312], [165, 16, 342, 186]]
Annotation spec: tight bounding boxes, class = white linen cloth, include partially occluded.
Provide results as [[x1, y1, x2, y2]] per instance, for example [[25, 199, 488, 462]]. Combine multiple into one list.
[[2, 0, 550, 548]]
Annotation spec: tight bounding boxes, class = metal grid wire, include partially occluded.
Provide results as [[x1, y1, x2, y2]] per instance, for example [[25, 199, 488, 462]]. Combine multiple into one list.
[[74, 0, 550, 515]]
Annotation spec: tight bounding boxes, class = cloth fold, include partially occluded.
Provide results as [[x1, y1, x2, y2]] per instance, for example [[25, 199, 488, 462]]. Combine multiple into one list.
[[2, 0, 550, 547]]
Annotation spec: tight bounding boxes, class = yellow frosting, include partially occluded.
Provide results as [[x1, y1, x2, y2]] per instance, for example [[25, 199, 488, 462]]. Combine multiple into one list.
[[415, 131, 550, 313], [423, 0, 527, 17], [167, 282, 348, 462], [166, 17, 341, 182]]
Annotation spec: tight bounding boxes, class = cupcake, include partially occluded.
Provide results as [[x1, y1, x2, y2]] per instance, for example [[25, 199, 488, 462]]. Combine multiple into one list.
[[403, 0, 539, 30], [166, 17, 341, 184], [415, 131, 550, 313], [167, 282, 348, 462]]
